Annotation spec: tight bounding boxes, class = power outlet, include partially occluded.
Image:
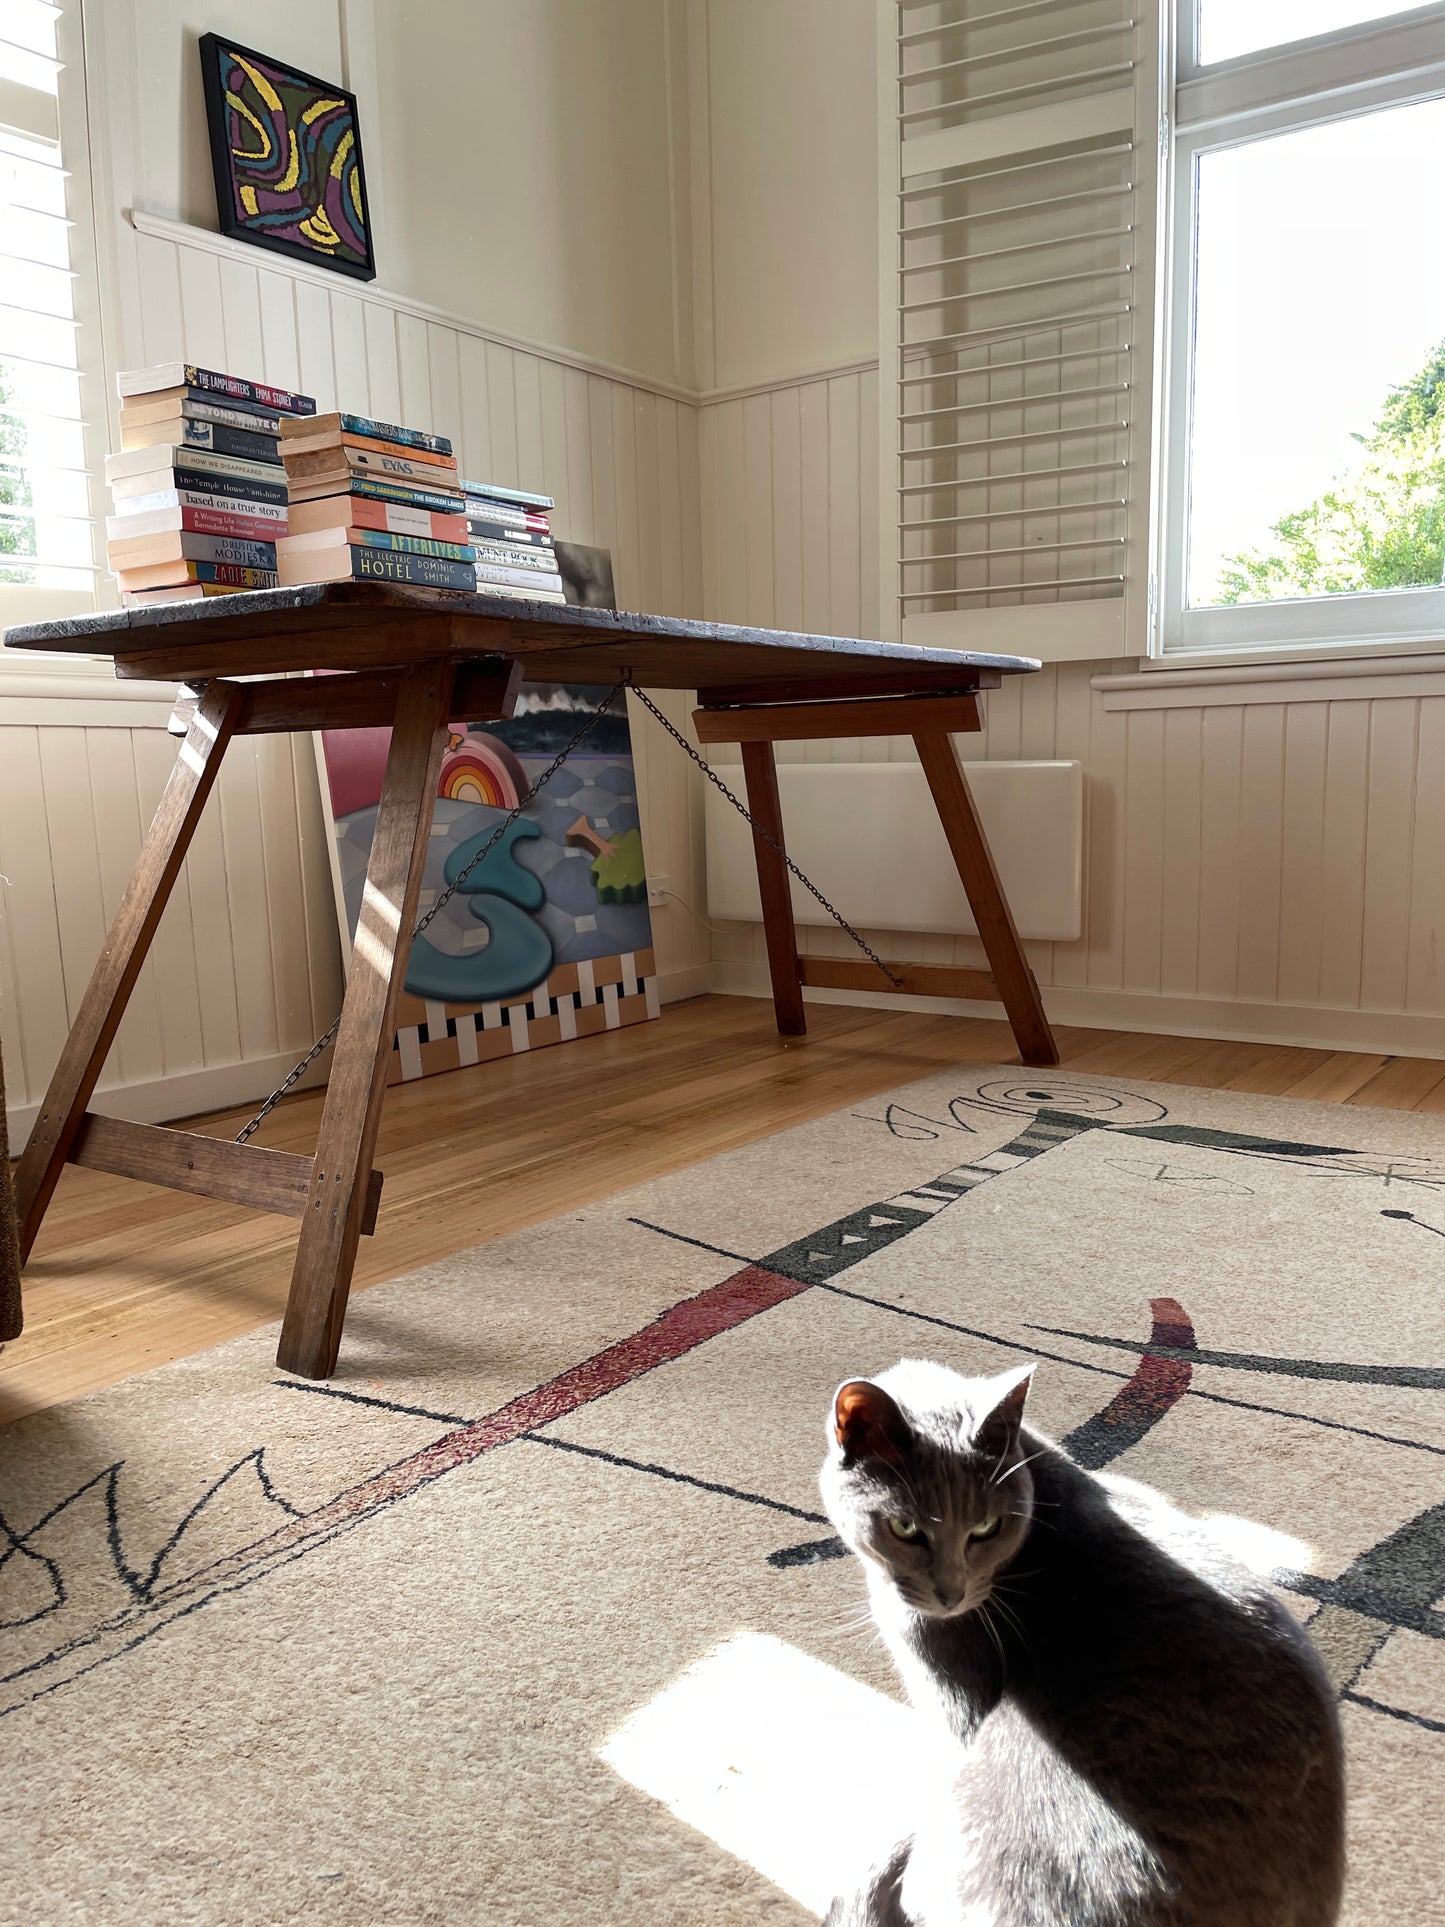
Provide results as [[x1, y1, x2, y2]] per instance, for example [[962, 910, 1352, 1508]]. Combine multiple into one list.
[[646, 874, 671, 908]]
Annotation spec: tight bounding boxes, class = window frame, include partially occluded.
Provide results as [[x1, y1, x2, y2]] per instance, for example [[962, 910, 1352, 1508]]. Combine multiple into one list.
[[1157, 0, 1445, 662], [0, 0, 107, 651]]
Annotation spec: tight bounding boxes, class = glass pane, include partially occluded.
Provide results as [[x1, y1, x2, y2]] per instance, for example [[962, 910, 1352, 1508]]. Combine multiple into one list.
[[1198, 1, 1418, 66], [1187, 97, 1445, 608]]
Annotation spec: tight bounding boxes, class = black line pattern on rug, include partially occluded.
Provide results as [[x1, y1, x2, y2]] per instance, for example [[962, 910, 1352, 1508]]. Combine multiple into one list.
[[1342, 1691, 1445, 1736], [277, 1381, 475, 1426], [1021, 1325, 1445, 1391], [521, 1435, 829, 1524], [812, 1280, 1445, 1461], [1383, 1209, 1445, 1239], [626, 1219, 759, 1264]]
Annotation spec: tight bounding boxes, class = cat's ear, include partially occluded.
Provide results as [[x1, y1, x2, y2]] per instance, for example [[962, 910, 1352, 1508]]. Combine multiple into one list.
[[833, 1379, 909, 1467], [975, 1364, 1035, 1456]]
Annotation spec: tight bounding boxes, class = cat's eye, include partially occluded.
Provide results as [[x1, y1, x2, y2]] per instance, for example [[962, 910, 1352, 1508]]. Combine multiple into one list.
[[969, 1515, 1002, 1540], [887, 1515, 923, 1542]]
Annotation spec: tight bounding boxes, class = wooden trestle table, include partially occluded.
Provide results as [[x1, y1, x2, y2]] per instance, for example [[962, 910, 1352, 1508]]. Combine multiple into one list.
[[2, 583, 1057, 1380]]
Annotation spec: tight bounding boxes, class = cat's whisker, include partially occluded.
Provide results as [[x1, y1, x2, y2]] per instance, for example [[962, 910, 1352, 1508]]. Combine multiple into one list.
[[995, 1449, 1051, 1486]]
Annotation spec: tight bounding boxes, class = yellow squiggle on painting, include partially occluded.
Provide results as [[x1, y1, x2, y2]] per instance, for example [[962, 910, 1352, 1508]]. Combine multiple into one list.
[[302, 96, 345, 125], [239, 184, 258, 215], [226, 90, 273, 162], [300, 205, 341, 251], [234, 53, 283, 115], [330, 129, 353, 179]]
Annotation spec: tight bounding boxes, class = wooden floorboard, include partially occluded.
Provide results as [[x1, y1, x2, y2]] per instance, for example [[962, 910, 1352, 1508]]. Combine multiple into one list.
[[3, 994, 1441, 1427]]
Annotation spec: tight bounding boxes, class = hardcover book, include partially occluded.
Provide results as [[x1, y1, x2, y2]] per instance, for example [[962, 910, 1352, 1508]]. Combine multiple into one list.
[[115, 363, 315, 414], [171, 420, 282, 465], [463, 500, 550, 532]]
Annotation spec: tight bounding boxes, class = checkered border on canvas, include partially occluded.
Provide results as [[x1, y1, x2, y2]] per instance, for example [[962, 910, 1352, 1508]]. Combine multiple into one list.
[[386, 947, 660, 1082]]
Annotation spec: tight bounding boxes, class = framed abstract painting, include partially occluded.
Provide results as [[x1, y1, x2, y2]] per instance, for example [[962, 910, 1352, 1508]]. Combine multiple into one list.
[[198, 34, 375, 280]]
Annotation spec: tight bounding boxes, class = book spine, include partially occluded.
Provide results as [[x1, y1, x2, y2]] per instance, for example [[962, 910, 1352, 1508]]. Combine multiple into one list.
[[177, 390, 282, 426], [348, 529, 477, 563], [467, 518, 553, 548], [335, 446, 456, 485], [347, 497, 469, 540], [108, 506, 288, 542], [472, 582, 568, 603], [120, 396, 284, 434], [184, 366, 316, 415], [471, 541, 560, 573], [473, 561, 566, 593], [345, 476, 468, 516], [107, 445, 285, 489], [336, 414, 453, 456], [177, 533, 278, 567], [177, 421, 282, 464], [350, 546, 477, 591], [464, 499, 549, 531], [167, 468, 289, 508], [114, 487, 289, 526], [459, 480, 555, 511], [192, 562, 278, 586]]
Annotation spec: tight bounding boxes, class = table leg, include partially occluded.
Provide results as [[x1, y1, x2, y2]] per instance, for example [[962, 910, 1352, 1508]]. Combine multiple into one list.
[[740, 739, 806, 1037], [13, 679, 246, 1258], [912, 728, 1058, 1068], [276, 660, 457, 1379]]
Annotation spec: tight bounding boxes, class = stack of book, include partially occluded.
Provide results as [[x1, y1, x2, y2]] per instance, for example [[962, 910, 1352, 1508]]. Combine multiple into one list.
[[463, 479, 563, 602], [105, 363, 315, 603], [274, 414, 474, 589]]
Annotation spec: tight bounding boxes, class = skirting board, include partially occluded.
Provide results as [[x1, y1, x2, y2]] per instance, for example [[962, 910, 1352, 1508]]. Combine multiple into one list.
[[3, 962, 711, 1140], [707, 961, 1445, 1063]]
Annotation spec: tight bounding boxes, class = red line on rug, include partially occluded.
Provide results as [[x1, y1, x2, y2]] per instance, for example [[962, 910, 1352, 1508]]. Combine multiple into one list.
[[159, 1266, 808, 1605]]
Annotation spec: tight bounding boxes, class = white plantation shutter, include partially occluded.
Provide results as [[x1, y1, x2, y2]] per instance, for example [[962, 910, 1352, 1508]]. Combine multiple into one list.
[[0, 0, 97, 630], [881, 0, 1163, 659]]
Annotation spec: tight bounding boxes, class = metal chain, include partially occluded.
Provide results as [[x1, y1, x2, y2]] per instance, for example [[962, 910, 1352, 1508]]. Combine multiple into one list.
[[623, 681, 904, 990], [234, 683, 626, 1144]]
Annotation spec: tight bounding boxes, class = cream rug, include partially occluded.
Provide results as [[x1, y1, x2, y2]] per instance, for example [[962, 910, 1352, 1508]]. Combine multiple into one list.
[[2, 1066, 1442, 1925]]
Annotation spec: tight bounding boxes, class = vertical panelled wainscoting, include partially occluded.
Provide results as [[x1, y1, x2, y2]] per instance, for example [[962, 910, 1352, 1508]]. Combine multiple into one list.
[[0, 222, 710, 1134], [697, 368, 1445, 1057], [0, 690, 344, 1133]]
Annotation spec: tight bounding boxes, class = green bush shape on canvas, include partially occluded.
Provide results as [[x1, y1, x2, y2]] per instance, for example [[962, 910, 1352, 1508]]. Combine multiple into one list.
[[589, 829, 647, 905]]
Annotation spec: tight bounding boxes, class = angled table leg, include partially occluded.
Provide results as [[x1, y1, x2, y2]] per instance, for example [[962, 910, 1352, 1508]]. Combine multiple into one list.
[[739, 739, 806, 1036], [13, 679, 246, 1258], [276, 659, 457, 1379], [912, 729, 1059, 1068]]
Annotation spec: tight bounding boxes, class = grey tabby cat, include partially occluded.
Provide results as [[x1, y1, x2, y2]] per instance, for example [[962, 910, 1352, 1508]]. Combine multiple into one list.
[[819, 1359, 1345, 1927]]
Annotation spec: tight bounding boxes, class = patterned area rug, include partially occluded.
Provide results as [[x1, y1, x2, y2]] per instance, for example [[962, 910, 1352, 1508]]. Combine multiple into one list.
[[2, 1067, 1441, 1924]]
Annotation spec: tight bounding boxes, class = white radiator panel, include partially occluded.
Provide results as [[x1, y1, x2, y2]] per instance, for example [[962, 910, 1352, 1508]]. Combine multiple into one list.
[[705, 761, 1083, 942]]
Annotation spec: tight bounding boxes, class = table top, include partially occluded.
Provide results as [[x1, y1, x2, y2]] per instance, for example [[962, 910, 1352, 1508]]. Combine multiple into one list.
[[1, 580, 1040, 696]]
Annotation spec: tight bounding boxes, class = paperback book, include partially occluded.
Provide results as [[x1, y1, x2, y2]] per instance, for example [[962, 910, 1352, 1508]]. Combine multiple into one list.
[[106, 530, 277, 571], [277, 411, 453, 455], [460, 480, 555, 512], [467, 518, 553, 549], [473, 560, 565, 593], [120, 396, 286, 440], [112, 485, 289, 528], [110, 466, 289, 508], [286, 474, 465, 516], [471, 540, 560, 573], [116, 363, 316, 415], [280, 545, 476, 591], [115, 559, 279, 592], [106, 503, 287, 544], [286, 493, 468, 542]]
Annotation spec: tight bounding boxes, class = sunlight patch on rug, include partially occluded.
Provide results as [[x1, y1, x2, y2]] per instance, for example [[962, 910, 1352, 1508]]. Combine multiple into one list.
[[600, 1631, 948, 1917]]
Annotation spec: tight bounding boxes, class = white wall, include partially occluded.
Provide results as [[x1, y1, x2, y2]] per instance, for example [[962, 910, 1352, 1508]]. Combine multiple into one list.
[[693, 0, 878, 391]]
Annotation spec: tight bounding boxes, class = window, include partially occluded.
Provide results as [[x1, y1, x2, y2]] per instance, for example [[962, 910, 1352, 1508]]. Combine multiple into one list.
[[0, 0, 97, 632], [1160, 2, 1445, 658]]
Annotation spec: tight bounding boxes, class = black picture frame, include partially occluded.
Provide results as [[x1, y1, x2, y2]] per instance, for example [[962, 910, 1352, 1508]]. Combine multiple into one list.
[[198, 32, 377, 282]]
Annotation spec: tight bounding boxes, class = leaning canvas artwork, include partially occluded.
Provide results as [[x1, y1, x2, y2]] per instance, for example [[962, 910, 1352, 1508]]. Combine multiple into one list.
[[319, 684, 659, 1083], [198, 34, 375, 279]]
